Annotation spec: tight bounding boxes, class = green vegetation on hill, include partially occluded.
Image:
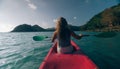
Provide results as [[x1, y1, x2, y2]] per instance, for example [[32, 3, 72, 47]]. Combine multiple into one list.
[[82, 3, 120, 31], [11, 24, 45, 32]]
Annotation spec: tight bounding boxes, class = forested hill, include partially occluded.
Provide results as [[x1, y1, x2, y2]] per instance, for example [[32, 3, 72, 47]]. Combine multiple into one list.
[[11, 24, 46, 32], [82, 4, 120, 31], [11, 24, 80, 32]]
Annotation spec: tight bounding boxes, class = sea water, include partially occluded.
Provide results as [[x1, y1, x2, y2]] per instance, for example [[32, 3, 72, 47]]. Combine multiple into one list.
[[0, 32, 120, 69]]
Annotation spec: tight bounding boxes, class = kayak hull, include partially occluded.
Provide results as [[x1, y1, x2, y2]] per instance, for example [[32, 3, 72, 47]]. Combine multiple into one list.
[[39, 40, 98, 69]]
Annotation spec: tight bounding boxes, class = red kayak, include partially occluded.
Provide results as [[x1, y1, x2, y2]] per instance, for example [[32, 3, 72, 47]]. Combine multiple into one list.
[[39, 40, 98, 69]]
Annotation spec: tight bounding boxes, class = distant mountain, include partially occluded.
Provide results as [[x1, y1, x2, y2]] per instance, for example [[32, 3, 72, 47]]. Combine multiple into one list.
[[68, 25, 80, 31], [11, 24, 80, 32], [11, 24, 45, 32], [81, 3, 120, 31], [45, 28, 55, 31]]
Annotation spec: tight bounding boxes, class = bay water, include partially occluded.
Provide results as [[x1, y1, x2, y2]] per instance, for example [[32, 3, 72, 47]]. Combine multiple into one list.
[[0, 32, 120, 69]]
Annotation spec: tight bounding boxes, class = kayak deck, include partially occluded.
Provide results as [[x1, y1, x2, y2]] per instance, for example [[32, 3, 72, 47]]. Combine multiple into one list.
[[39, 40, 98, 69]]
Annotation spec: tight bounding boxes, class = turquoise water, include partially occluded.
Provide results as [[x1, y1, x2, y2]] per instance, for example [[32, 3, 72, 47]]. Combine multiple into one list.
[[0, 32, 120, 69]]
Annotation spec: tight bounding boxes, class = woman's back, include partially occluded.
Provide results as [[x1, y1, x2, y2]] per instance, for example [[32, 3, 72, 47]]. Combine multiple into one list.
[[52, 17, 83, 54], [57, 29, 71, 47]]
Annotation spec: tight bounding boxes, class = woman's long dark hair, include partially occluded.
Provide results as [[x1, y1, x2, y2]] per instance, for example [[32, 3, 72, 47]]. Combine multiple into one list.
[[56, 17, 70, 39]]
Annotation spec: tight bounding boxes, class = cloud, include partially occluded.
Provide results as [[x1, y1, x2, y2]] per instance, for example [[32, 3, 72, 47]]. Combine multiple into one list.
[[73, 17, 77, 19], [25, 0, 37, 10], [28, 3, 37, 10]]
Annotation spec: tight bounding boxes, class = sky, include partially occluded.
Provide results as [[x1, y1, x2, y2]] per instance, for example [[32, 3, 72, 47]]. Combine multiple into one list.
[[0, 0, 119, 32]]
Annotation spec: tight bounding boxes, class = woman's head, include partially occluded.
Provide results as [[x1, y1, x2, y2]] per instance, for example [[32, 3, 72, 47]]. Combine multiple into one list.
[[56, 17, 68, 30], [55, 17, 70, 39]]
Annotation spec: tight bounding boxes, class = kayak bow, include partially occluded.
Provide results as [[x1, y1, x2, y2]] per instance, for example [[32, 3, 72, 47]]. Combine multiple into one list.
[[39, 40, 98, 69]]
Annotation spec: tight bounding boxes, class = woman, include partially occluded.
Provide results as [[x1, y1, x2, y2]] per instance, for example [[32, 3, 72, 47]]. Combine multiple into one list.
[[52, 17, 83, 54]]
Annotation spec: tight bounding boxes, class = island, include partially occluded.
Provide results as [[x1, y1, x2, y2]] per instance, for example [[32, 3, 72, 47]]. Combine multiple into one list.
[[11, 24, 80, 32], [80, 3, 120, 32], [11, 24, 46, 32]]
